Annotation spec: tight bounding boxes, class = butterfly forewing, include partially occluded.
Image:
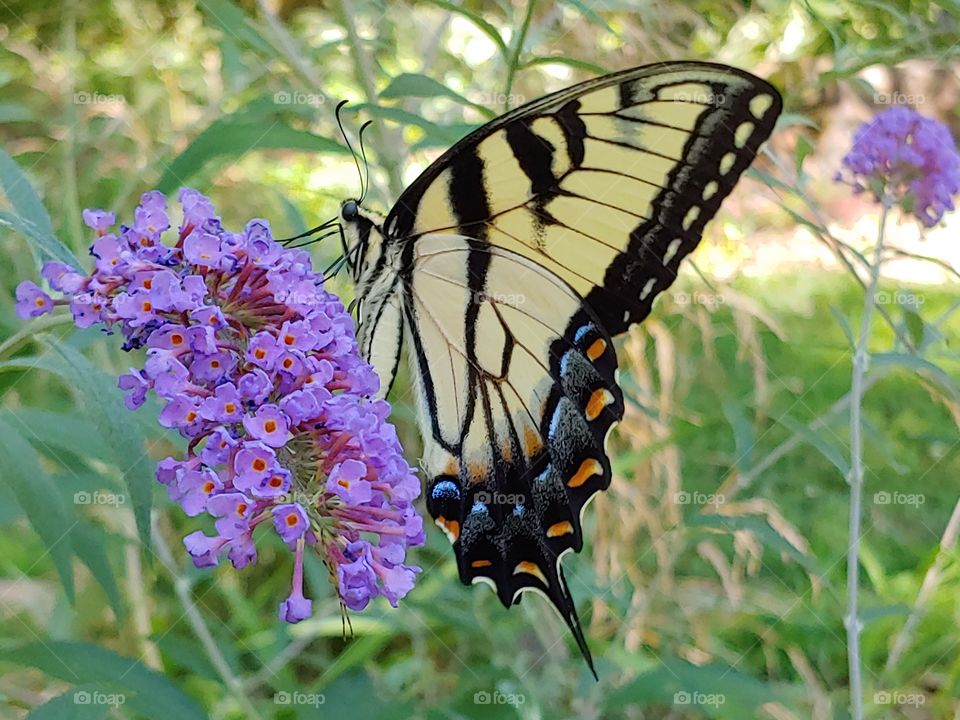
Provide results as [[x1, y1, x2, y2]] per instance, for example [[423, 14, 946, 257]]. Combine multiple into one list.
[[386, 62, 781, 335]]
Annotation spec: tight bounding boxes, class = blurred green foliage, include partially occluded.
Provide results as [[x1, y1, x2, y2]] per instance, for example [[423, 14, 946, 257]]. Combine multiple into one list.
[[1, 1, 959, 719]]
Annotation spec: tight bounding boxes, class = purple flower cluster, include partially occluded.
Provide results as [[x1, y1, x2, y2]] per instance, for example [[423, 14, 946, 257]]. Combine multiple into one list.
[[15, 189, 424, 619], [837, 106, 960, 227]]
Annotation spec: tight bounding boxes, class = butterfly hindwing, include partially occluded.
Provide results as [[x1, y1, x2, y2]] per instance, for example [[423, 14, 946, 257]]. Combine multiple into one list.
[[385, 61, 781, 336], [405, 238, 622, 671]]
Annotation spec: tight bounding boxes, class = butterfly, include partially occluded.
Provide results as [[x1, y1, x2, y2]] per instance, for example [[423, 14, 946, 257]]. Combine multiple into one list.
[[332, 61, 781, 675]]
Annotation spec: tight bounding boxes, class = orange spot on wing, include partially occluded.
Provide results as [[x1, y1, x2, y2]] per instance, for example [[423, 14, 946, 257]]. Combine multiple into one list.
[[435, 517, 460, 542], [587, 338, 606, 361], [523, 426, 543, 456], [513, 561, 548, 585], [471, 559, 493, 569], [585, 388, 613, 421], [568, 458, 601, 488], [546, 520, 574, 538]]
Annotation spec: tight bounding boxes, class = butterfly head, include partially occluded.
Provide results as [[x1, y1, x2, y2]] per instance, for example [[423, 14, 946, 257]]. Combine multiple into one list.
[[339, 199, 389, 290]]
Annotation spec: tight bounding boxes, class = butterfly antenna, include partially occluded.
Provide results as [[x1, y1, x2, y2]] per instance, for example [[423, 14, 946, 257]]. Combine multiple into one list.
[[357, 120, 373, 204], [278, 216, 340, 246], [335, 99, 365, 201]]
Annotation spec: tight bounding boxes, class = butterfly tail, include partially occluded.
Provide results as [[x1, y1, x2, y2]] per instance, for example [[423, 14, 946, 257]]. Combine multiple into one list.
[[557, 565, 598, 680]]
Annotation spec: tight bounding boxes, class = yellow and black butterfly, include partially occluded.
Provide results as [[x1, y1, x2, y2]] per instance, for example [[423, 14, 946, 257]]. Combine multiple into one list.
[[334, 62, 781, 675]]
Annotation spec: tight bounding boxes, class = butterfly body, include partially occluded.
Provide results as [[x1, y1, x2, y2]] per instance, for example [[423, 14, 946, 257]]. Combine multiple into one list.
[[338, 62, 782, 674]]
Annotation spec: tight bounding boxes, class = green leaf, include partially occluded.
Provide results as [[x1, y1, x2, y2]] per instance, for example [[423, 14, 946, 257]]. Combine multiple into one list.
[[416, 0, 508, 56], [0, 101, 35, 123], [689, 514, 822, 576], [559, 0, 615, 32], [11, 408, 113, 461], [158, 120, 349, 193], [774, 112, 820, 131], [776, 412, 850, 477], [794, 134, 814, 178], [0, 414, 74, 601], [722, 399, 754, 474], [352, 104, 476, 147], [0, 209, 81, 267], [520, 55, 610, 75], [830, 305, 855, 349], [902, 305, 925, 350], [606, 654, 777, 716], [9, 642, 206, 720], [0, 146, 53, 237], [40, 338, 155, 551], [381, 73, 496, 119], [71, 521, 124, 618], [872, 352, 960, 404], [198, 0, 274, 55], [27, 685, 114, 720]]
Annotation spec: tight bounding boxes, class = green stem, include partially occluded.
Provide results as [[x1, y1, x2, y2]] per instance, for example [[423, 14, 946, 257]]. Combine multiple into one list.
[[0, 314, 73, 359], [846, 203, 888, 720], [61, 0, 83, 252], [151, 522, 265, 720], [504, 0, 537, 110]]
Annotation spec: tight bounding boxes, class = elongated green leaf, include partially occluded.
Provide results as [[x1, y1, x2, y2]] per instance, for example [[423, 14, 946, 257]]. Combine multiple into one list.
[[9, 408, 113, 461], [830, 305, 855, 349], [0, 146, 53, 237], [521, 55, 610, 75], [0, 101, 35, 123], [722, 399, 754, 474], [605, 654, 777, 717], [776, 412, 851, 476], [689, 514, 821, 576], [199, 0, 274, 55], [416, 0, 508, 55], [158, 120, 349, 193], [0, 209, 80, 267], [873, 352, 960, 404], [559, 0, 615, 32], [40, 338, 155, 550], [381, 73, 495, 118], [353, 104, 477, 148], [0, 414, 74, 601], [27, 686, 113, 720], [71, 521, 124, 618], [9, 642, 206, 720]]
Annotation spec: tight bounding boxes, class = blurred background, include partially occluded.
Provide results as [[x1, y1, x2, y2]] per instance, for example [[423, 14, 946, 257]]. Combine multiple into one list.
[[1, 1, 959, 718]]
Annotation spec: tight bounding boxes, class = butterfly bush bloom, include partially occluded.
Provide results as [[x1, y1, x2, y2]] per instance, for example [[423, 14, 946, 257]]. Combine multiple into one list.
[[14, 189, 424, 618], [836, 106, 960, 226]]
